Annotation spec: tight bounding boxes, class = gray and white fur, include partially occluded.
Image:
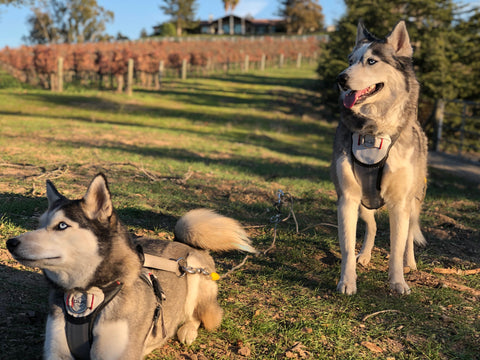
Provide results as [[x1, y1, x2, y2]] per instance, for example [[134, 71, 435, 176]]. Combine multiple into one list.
[[332, 21, 428, 295], [7, 174, 255, 359]]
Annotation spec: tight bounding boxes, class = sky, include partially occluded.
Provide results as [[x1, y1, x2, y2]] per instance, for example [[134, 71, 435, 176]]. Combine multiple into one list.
[[0, 0, 346, 49]]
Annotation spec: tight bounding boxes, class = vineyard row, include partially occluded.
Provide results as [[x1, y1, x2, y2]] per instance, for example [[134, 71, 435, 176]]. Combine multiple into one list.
[[0, 36, 322, 91]]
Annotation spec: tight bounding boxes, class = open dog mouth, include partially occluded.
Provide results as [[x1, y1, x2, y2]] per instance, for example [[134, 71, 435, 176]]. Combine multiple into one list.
[[343, 83, 384, 109]]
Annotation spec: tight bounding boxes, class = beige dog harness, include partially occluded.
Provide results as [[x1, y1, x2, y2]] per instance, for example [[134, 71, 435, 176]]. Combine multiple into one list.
[[63, 249, 179, 360], [63, 246, 219, 359]]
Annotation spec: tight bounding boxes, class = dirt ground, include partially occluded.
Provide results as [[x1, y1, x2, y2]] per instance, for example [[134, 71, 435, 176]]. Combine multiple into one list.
[[428, 151, 480, 185]]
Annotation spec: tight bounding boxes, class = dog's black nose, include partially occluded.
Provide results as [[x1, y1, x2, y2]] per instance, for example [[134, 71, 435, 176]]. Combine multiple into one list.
[[336, 72, 349, 89], [6, 237, 20, 252]]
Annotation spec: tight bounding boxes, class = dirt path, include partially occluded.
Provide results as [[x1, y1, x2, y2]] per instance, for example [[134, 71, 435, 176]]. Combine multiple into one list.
[[428, 151, 480, 185]]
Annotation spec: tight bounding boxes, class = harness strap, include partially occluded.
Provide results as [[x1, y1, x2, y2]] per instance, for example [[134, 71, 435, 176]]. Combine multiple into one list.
[[143, 253, 183, 276], [351, 132, 397, 210], [65, 281, 123, 360], [353, 162, 385, 209], [140, 271, 168, 339], [63, 248, 199, 359]]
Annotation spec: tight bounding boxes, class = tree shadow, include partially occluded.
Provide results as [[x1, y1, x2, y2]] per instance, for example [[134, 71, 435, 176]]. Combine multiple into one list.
[[1, 89, 334, 165]]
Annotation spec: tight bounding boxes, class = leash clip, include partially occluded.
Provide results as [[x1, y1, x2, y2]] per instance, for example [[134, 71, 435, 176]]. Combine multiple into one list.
[[176, 257, 191, 277], [176, 257, 218, 280]]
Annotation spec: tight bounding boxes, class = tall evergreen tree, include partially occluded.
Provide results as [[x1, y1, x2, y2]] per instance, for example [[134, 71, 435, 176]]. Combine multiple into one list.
[[160, 0, 198, 36], [317, 0, 479, 111], [278, 0, 324, 34]]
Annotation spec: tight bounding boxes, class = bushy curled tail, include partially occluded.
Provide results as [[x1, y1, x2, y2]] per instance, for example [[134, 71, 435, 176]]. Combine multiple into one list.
[[410, 200, 427, 247], [174, 209, 256, 253], [411, 222, 427, 247]]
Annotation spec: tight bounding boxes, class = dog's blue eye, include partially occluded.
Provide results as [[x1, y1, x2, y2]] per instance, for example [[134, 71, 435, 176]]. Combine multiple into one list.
[[57, 222, 69, 230], [367, 58, 377, 65]]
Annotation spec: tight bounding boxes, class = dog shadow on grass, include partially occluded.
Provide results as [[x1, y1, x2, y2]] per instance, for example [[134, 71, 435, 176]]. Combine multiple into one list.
[[0, 194, 49, 358], [0, 263, 47, 360]]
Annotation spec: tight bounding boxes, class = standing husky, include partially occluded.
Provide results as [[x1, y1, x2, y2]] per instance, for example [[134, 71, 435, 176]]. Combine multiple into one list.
[[7, 174, 255, 359], [332, 21, 428, 295]]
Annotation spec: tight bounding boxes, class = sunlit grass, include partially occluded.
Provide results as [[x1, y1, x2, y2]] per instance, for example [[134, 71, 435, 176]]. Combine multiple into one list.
[[0, 65, 479, 359]]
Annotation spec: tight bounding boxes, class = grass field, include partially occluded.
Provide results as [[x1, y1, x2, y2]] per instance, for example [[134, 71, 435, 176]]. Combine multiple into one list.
[[0, 65, 479, 360]]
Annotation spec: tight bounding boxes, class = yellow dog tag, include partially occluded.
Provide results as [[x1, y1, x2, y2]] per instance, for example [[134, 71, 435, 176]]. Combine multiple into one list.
[[210, 272, 220, 281]]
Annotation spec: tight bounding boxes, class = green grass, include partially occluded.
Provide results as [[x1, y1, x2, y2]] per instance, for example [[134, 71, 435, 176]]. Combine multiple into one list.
[[0, 65, 479, 360]]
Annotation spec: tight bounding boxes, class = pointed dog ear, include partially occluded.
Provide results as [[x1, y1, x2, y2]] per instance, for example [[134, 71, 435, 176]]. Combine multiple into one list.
[[355, 20, 368, 46], [82, 173, 113, 222], [46, 180, 65, 207], [386, 21, 412, 57]]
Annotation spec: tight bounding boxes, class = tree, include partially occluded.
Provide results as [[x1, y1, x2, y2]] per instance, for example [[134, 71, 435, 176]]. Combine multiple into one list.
[[278, 0, 324, 34], [139, 28, 148, 38], [159, 0, 198, 37], [23, 0, 113, 44], [62, 0, 113, 43], [316, 0, 480, 111], [116, 32, 129, 41], [154, 22, 177, 36], [223, 0, 239, 13], [0, 0, 30, 4], [22, 7, 59, 44]]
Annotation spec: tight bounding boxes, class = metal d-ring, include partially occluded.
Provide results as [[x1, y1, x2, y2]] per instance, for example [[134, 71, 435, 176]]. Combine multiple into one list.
[[176, 257, 211, 277]]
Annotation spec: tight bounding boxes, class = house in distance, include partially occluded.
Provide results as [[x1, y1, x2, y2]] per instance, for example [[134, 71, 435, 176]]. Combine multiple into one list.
[[196, 15, 284, 35]]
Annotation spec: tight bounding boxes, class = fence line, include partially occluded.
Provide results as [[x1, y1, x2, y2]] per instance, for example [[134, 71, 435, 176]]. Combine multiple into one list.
[[0, 35, 323, 92], [2, 51, 317, 93]]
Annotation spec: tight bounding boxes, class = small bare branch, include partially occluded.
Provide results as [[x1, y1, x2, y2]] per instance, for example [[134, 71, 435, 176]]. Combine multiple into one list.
[[362, 310, 401, 322], [220, 254, 251, 279]]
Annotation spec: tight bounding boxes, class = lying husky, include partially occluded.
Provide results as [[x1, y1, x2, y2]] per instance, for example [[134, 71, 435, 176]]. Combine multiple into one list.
[[332, 21, 428, 295], [7, 174, 255, 359]]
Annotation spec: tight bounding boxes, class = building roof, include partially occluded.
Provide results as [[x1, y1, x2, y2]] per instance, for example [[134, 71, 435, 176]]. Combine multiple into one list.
[[198, 15, 283, 26]]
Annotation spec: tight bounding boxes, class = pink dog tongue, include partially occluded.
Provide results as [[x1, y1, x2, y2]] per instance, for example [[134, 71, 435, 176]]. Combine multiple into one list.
[[343, 90, 359, 109]]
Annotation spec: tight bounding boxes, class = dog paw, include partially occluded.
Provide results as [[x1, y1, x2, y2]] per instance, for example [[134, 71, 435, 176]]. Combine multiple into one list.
[[177, 323, 199, 345], [404, 259, 417, 271], [356, 252, 371, 266], [337, 281, 357, 295], [390, 281, 411, 295]]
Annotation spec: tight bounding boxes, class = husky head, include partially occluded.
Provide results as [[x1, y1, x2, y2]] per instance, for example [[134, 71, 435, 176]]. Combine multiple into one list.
[[337, 21, 418, 133], [7, 174, 139, 290]]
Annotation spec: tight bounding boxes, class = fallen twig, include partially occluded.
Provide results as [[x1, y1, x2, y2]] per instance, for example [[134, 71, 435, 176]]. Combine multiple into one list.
[[139, 166, 159, 182], [433, 267, 480, 276], [220, 255, 251, 279], [300, 222, 338, 232], [439, 280, 480, 296], [27, 164, 69, 180], [0, 162, 39, 169], [263, 222, 278, 255], [181, 168, 194, 184], [362, 310, 401, 322]]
